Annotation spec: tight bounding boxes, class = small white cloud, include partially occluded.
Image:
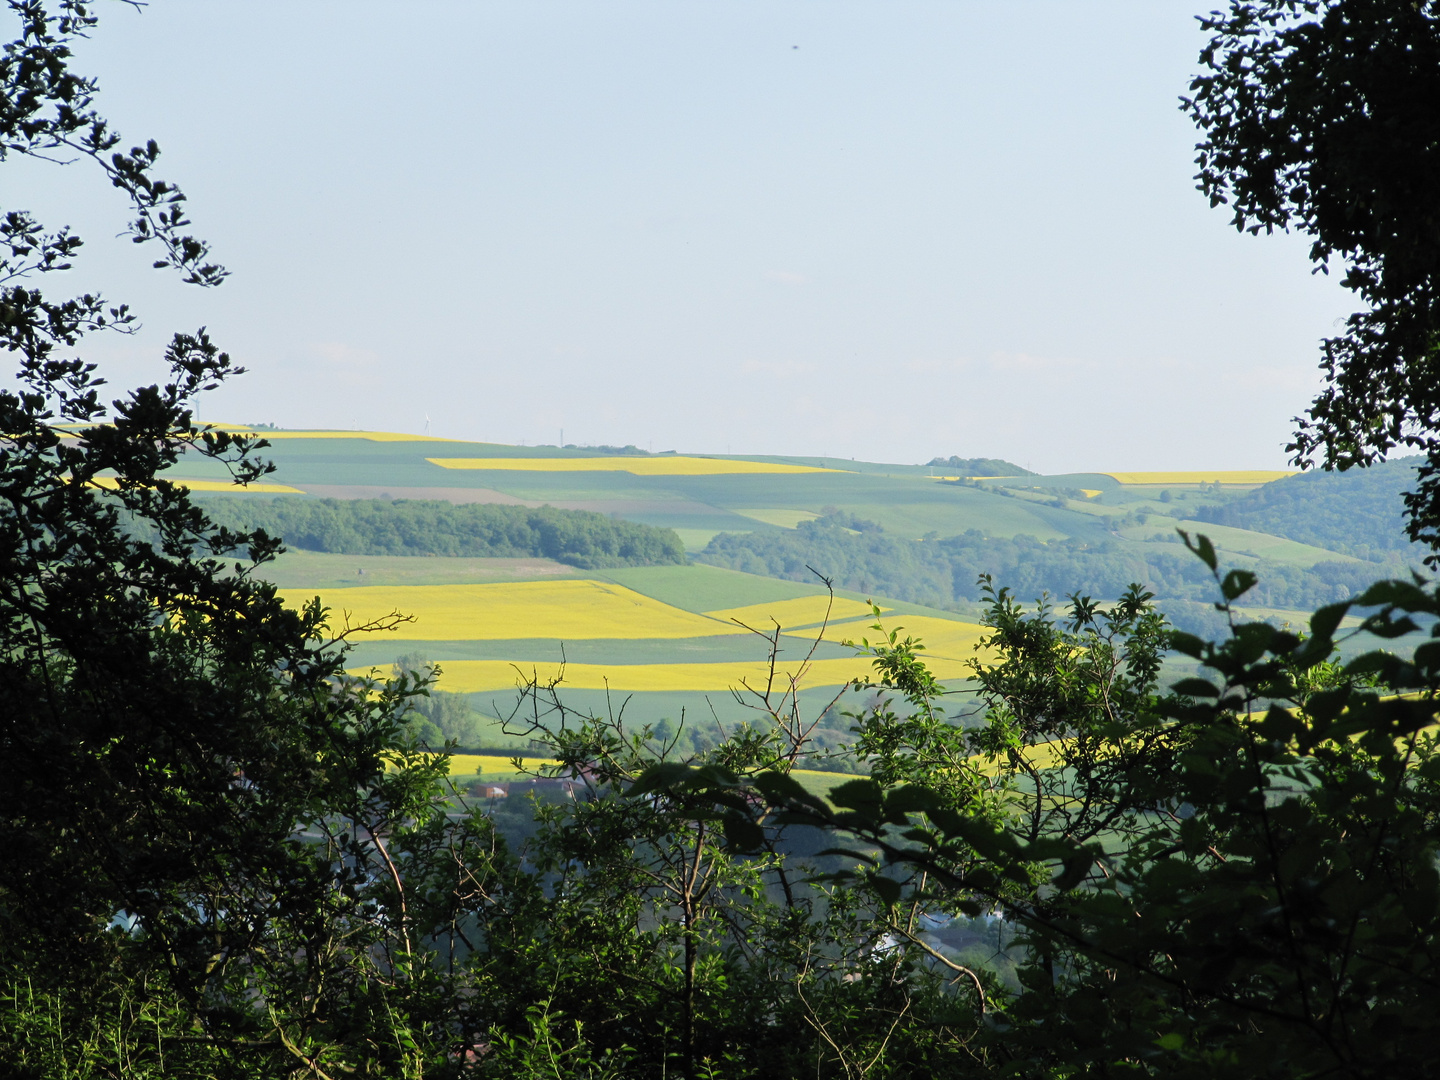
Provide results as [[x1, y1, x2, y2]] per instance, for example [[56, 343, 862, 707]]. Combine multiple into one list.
[[741, 358, 820, 378], [900, 356, 972, 374], [984, 350, 1095, 374], [311, 341, 382, 370]]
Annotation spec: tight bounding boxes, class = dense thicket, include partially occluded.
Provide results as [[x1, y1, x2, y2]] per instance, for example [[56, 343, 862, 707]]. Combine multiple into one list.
[[0, 4, 434, 1073], [1194, 456, 1423, 559], [652, 564, 1440, 1080], [696, 511, 1388, 631], [203, 497, 687, 568]]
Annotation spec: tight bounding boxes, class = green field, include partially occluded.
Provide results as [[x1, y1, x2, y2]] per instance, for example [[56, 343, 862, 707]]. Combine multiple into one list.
[[262, 551, 587, 588], [184, 435, 1076, 541], [292, 554, 983, 729], [182, 426, 1424, 735], [1115, 520, 1363, 568]]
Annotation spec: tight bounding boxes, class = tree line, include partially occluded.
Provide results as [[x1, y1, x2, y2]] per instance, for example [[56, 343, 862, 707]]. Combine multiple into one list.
[[926, 454, 1034, 476], [202, 496, 687, 568]]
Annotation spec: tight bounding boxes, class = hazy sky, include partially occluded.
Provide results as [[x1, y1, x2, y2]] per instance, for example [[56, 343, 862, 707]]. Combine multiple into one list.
[[12, 1, 1356, 471]]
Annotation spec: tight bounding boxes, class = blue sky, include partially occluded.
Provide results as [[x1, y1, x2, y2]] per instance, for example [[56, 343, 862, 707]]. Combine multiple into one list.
[[13, 1, 1354, 470]]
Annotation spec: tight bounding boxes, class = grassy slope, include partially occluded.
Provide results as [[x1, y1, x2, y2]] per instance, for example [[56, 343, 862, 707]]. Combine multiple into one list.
[[1115, 520, 1362, 567], [596, 564, 826, 612], [262, 551, 587, 588], [202, 438, 1092, 543]]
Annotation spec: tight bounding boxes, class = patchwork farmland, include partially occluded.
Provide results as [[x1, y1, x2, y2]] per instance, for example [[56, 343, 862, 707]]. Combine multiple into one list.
[[291, 555, 988, 757], [165, 426, 1430, 787]]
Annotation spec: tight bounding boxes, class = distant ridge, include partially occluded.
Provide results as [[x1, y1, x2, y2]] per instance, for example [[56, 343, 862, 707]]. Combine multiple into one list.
[[211, 424, 467, 443], [1102, 470, 1295, 485]]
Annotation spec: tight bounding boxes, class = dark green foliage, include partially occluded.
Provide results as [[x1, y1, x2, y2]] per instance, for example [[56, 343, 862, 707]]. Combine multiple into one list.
[[839, 578, 1184, 865], [202, 496, 687, 568], [0, 6, 447, 1073], [1195, 455, 1424, 558], [393, 652, 491, 746], [456, 670, 999, 1078], [699, 512, 954, 606], [1183, 0, 1440, 559], [661, 547, 1440, 1078], [926, 455, 1034, 476], [0, 0, 375, 974]]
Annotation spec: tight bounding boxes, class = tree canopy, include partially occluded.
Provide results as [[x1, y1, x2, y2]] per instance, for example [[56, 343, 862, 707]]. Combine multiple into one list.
[[1182, 0, 1440, 559], [203, 496, 687, 568], [0, 3, 440, 1071], [646, 548, 1440, 1079]]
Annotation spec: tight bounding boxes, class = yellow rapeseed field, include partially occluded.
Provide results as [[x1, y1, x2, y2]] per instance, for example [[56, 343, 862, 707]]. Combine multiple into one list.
[[789, 614, 989, 663], [446, 754, 557, 777], [395, 653, 973, 694], [706, 595, 883, 628], [970, 740, 1066, 777], [88, 476, 304, 494], [426, 456, 841, 476], [1103, 470, 1295, 485], [280, 579, 743, 640]]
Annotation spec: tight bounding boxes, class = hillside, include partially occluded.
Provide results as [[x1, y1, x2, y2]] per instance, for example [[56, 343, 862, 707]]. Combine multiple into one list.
[[166, 426, 1434, 764], [1190, 456, 1423, 560]]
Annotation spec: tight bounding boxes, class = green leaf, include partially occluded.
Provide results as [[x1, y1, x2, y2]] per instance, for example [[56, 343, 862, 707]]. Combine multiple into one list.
[[722, 814, 764, 852], [1221, 568, 1258, 601], [1167, 631, 1207, 659], [691, 763, 741, 788], [942, 815, 1018, 862], [753, 771, 829, 815], [1053, 854, 1092, 892], [1179, 530, 1218, 571], [1172, 677, 1220, 698], [1260, 705, 1303, 742], [624, 761, 696, 797], [1309, 601, 1351, 642], [1414, 640, 1440, 672], [883, 784, 946, 818], [869, 874, 902, 906], [1364, 614, 1420, 639], [829, 778, 884, 816], [1353, 579, 1434, 612], [1343, 651, 1397, 679]]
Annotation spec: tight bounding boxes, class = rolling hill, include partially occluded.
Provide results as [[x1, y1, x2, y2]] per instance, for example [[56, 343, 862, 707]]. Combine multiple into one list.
[[158, 426, 1432, 777]]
